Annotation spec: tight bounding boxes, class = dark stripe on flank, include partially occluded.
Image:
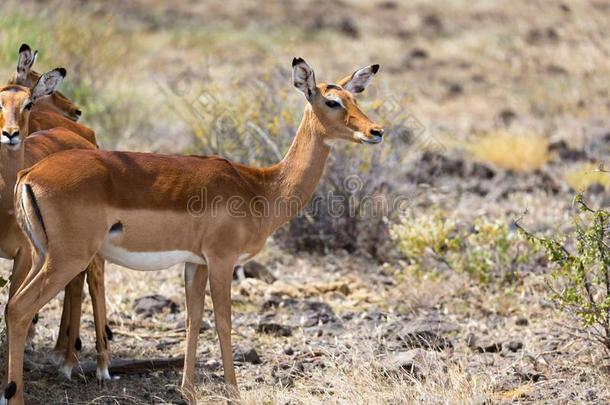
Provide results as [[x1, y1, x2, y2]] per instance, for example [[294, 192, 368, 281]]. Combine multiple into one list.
[[24, 184, 47, 238]]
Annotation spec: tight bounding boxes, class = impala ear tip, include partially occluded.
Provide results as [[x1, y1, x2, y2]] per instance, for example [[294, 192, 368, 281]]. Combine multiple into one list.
[[371, 64, 380, 74], [19, 43, 31, 53], [292, 57, 305, 67], [57, 67, 67, 78]]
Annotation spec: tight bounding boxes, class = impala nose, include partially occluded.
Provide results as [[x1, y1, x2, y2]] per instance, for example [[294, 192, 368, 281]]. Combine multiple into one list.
[[369, 127, 384, 138], [2, 129, 20, 140]]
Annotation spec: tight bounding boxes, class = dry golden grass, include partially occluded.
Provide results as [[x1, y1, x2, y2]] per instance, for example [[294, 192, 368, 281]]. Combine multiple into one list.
[[235, 346, 492, 405], [564, 163, 610, 191], [466, 130, 551, 172]]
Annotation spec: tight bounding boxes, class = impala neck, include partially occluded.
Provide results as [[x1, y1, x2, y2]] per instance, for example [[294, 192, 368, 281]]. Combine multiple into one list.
[[266, 105, 331, 231], [0, 145, 25, 211]]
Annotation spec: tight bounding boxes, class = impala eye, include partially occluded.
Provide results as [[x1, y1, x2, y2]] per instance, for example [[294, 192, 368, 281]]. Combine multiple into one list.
[[24, 101, 33, 111], [325, 100, 341, 108]]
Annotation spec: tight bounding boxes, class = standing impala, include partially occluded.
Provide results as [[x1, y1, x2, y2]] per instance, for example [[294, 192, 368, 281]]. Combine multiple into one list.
[[0, 69, 110, 385], [0, 44, 107, 366], [5, 58, 384, 404]]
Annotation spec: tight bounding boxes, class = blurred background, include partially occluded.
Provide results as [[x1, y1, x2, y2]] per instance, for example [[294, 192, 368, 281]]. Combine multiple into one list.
[[1, 0, 609, 403]]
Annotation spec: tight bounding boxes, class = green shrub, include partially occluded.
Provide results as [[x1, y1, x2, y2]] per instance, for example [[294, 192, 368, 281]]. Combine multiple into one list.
[[391, 211, 535, 283], [518, 195, 610, 352]]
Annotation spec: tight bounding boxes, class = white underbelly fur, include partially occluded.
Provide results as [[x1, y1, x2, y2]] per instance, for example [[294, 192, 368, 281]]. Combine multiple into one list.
[[100, 241, 206, 271]]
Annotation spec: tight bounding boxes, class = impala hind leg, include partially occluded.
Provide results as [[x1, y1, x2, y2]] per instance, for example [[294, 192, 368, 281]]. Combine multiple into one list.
[[3, 257, 88, 405], [51, 288, 72, 365], [208, 257, 239, 401], [86, 255, 111, 383], [58, 272, 86, 379], [180, 263, 208, 403]]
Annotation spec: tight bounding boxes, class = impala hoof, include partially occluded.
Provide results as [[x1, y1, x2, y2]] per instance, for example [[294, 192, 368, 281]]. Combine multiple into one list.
[[59, 363, 73, 380], [1, 381, 16, 404], [48, 350, 64, 365], [96, 367, 111, 382]]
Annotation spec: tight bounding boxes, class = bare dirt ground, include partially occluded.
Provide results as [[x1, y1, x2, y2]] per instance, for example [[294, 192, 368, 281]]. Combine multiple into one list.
[[0, 0, 609, 403], [2, 246, 610, 404]]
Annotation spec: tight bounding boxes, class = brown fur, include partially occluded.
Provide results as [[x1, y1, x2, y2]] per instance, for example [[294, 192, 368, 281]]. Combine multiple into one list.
[[0, 83, 108, 383], [8, 61, 384, 404]]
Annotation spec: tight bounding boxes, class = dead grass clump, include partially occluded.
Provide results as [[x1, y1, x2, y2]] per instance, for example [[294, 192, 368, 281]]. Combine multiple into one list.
[[466, 130, 551, 172], [239, 345, 492, 404], [564, 162, 610, 191]]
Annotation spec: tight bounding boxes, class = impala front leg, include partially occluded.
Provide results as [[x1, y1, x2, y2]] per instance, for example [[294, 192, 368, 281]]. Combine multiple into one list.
[[3, 249, 31, 385], [180, 262, 209, 403], [208, 256, 239, 400], [6, 250, 36, 352]]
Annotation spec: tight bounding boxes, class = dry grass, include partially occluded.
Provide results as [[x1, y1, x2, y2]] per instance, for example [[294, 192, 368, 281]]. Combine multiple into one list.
[[238, 347, 492, 405], [564, 163, 610, 192], [465, 130, 551, 172], [0, 0, 608, 403]]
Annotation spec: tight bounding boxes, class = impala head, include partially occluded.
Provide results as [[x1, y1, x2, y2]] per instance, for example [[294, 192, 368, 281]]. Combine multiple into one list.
[[8, 44, 82, 121], [292, 57, 384, 145], [0, 68, 66, 151]]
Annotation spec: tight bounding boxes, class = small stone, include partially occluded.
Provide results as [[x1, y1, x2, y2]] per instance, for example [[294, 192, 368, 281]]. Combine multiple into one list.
[[234, 345, 261, 364], [409, 48, 428, 59], [515, 317, 529, 326], [446, 83, 463, 96], [515, 367, 546, 382], [506, 341, 524, 352], [476, 342, 503, 353], [380, 349, 435, 378], [239, 261, 277, 284], [257, 322, 293, 337], [133, 294, 178, 318], [204, 359, 220, 370]]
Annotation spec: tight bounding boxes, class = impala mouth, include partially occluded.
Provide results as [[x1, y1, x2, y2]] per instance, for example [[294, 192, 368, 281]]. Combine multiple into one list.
[[66, 112, 81, 122], [356, 131, 383, 145], [0, 136, 21, 150]]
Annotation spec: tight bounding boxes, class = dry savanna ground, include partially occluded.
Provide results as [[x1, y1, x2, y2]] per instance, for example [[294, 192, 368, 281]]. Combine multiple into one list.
[[0, 0, 609, 404]]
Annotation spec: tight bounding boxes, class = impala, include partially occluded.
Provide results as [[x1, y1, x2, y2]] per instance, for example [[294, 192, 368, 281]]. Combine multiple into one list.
[[5, 43, 109, 373], [0, 68, 110, 384], [5, 58, 384, 404], [7, 44, 96, 146], [8, 44, 82, 122]]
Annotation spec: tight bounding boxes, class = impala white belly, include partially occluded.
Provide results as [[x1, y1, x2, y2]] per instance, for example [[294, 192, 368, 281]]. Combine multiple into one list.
[[100, 241, 206, 271]]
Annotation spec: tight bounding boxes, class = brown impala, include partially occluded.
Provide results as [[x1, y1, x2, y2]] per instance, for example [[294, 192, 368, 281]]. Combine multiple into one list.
[[5, 58, 384, 404], [5, 44, 109, 377], [0, 48, 109, 385]]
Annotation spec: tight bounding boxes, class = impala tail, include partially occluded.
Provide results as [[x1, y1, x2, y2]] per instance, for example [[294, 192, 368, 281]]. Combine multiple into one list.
[[15, 177, 48, 259]]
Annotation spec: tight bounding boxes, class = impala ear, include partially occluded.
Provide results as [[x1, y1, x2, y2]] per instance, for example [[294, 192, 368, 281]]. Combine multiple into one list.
[[292, 57, 317, 101], [337, 64, 380, 94], [31, 68, 66, 102], [16, 44, 38, 85]]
